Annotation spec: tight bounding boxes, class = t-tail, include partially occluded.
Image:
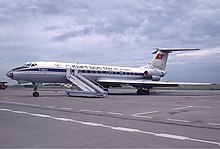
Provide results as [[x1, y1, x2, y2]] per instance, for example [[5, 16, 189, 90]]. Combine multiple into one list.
[[144, 48, 200, 71]]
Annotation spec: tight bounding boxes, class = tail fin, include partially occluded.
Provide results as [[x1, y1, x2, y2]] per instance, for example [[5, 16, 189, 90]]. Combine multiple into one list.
[[143, 48, 200, 71]]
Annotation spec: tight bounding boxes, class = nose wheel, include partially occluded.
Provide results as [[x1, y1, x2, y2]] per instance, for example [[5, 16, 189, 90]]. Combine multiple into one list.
[[32, 82, 40, 97], [33, 91, 39, 97]]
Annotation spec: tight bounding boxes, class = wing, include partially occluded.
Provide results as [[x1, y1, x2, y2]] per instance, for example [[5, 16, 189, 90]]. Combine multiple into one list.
[[97, 78, 213, 88]]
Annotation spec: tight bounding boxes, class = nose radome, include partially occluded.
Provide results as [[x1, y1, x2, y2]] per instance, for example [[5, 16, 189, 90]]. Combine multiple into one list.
[[6, 71, 13, 78]]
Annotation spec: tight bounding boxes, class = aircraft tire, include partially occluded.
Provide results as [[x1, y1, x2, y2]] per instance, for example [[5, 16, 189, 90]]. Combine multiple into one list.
[[33, 91, 39, 97], [144, 89, 150, 95], [137, 89, 142, 95], [137, 89, 150, 95], [67, 93, 71, 97]]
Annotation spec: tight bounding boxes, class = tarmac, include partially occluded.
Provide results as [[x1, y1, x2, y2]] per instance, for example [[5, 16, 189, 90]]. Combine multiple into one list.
[[0, 88, 220, 148]]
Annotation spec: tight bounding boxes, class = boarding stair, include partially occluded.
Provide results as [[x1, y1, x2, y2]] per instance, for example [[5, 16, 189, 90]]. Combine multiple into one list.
[[65, 65, 108, 97]]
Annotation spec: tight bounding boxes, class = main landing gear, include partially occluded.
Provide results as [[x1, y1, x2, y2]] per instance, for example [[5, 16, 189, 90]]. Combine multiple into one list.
[[32, 82, 39, 97], [137, 88, 150, 95]]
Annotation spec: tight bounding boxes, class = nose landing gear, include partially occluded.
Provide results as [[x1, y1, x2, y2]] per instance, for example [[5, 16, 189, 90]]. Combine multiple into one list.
[[33, 91, 39, 97], [32, 83, 39, 97]]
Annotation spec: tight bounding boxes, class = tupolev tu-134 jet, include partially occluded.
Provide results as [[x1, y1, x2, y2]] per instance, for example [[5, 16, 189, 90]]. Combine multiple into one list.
[[6, 48, 212, 97]]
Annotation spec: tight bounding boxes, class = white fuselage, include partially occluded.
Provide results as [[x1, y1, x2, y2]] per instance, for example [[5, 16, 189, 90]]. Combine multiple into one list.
[[6, 61, 165, 84]]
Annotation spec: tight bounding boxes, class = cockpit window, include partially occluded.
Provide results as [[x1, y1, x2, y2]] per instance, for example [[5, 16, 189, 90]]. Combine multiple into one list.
[[23, 63, 31, 67], [23, 63, 37, 67], [31, 63, 37, 67]]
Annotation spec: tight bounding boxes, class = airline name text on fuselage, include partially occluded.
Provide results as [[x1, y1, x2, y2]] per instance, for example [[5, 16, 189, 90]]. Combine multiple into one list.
[[71, 64, 131, 72]]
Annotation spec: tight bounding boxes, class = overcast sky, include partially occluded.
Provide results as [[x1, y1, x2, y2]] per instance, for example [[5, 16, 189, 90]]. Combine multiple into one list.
[[1, 0, 220, 84]]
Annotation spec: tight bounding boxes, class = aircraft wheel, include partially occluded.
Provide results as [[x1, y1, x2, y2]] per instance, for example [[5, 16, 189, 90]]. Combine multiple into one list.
[[137, 89, 142, 95], [33, 91, 39, 97], [144, 89, 150, 95], [137, 89, 149, 95]]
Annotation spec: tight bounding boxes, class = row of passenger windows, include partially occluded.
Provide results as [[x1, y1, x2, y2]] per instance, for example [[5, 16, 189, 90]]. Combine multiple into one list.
[[77, 70, 142, 76]]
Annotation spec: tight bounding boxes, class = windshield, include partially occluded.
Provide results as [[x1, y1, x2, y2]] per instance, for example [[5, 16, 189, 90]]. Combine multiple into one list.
[[11, 63, 37, 71], [23, 63, 31, 67], [23, 63, 37, 67]]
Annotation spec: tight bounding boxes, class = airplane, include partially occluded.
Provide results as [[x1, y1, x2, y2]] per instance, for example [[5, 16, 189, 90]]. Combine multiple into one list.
[[6, 48, 212, 97]]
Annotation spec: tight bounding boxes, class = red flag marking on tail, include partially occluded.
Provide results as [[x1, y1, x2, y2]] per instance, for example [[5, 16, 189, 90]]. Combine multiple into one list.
[[156, 54, 164, 59]]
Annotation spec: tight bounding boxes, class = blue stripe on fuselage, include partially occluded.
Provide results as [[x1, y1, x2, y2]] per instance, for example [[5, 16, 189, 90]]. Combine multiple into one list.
[[18, 68, 66, 72], [17, 68, 143, 76]]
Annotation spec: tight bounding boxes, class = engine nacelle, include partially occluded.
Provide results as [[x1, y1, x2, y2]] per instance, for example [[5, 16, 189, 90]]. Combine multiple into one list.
[[143, 70, 152, 79], [143, 70, 161, 81], [151, 76, 160, 81]]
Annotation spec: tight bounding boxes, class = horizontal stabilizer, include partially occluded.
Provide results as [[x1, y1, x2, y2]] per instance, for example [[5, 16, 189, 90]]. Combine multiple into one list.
[[152, 48, 200, 54]]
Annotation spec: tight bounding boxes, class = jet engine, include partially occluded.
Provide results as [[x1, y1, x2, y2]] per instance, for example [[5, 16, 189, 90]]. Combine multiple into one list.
[[143, 70, 161, 81], [151, 76, 160, 81]]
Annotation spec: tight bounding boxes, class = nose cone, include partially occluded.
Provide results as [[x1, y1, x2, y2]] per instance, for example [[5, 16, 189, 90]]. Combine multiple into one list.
[[6, 70, 13, 78]]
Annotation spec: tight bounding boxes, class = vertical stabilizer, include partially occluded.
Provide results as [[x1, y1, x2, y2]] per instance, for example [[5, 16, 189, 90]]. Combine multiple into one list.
[[143, 48, 200, 71], [148, 50, 169, 70]]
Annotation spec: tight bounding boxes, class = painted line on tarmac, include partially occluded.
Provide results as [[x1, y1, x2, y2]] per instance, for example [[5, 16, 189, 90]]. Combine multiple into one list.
[[80, 109, 102, 113], [0, 108, 219, 146], [155, 133, 189, 140], [133, 111, 159, 115], [132, 115, 152, 119], [172, 106, 193, 110], [111, 127, 138, 132], [191, 106, 212, 109], [107, 112, 123, 116], [45, 106, 55, 108], [173, 105, 212, 111], [167, 118, 190, 123], [0, 101, 124, 117], [131, 111, 158, 119], [0, 101, 41, 107], [195, 99, 210, 102], [59, 107, 72, 110], [187, 138, 220, 146], [208, 123, 220, 126]]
